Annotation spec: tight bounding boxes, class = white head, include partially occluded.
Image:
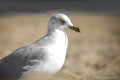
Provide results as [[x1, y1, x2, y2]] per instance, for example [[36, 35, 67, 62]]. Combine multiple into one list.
[[48, 13, 80, 32]]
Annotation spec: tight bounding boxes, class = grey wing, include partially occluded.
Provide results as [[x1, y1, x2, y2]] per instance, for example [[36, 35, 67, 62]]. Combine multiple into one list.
[[0, 45, 46, 80]]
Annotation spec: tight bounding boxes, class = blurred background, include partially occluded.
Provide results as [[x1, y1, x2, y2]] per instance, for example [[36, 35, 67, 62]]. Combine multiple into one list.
[[0, 0, 120, 80]]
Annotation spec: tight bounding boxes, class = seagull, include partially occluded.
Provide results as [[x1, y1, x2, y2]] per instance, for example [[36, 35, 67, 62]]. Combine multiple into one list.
[[0, 13, 80, 80]]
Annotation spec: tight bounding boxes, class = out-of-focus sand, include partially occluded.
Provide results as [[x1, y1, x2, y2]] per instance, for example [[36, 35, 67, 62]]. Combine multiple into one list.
[[0, 13, 120, 80]]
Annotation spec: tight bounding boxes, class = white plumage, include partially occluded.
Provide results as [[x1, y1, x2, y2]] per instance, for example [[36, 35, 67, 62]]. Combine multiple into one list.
[[0, 13, 80, 80]]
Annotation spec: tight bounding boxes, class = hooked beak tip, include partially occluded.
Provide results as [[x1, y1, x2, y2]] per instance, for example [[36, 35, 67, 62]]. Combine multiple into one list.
[[69, 26, 81, 33]]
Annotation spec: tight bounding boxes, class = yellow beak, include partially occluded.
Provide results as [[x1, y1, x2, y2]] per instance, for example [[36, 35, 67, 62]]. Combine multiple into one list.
[[69, 26, 81, 33]]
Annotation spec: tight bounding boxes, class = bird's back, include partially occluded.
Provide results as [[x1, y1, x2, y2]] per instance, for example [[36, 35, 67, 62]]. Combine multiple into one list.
[[0, 44, 46, 80]]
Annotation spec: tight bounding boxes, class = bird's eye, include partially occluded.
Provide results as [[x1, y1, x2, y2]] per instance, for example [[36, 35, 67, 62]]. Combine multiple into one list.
[[59, 19, 66, 24]]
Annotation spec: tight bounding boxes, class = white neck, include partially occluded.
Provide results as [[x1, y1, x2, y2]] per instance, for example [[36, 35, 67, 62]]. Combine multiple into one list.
[[44, 29, 68, 73], [31, 28, 68, 74]]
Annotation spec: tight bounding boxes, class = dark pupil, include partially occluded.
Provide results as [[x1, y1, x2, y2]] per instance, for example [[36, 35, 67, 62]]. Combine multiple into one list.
[[60, 20, 65, 24]]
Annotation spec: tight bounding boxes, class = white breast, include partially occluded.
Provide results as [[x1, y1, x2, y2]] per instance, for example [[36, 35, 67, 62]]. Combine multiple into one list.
[[44, 30, 68, 73], [29, 30, 68, 74]]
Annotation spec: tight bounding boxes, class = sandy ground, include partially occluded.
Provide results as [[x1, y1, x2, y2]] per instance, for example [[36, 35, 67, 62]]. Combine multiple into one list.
[[0, 12, 120, 80]]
